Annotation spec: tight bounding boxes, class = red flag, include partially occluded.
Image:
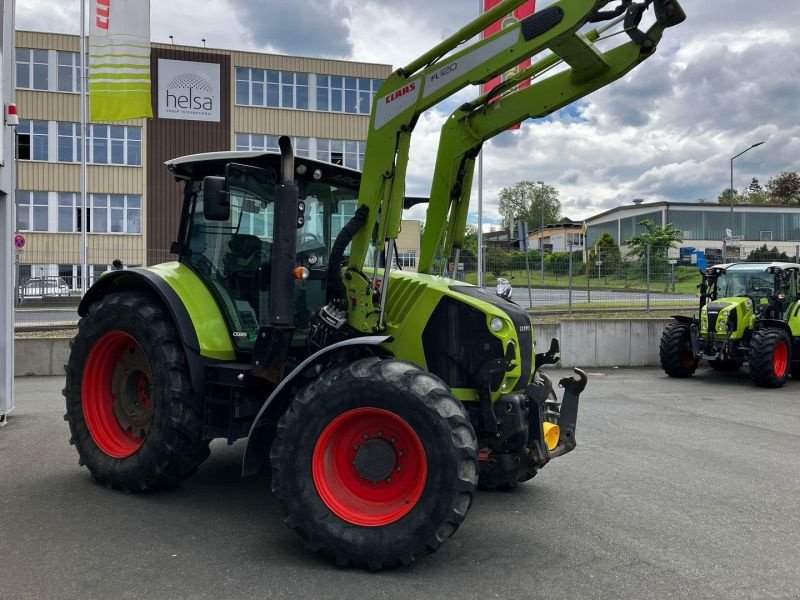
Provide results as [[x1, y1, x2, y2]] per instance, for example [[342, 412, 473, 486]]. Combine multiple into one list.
[[481, 0, 536, 129]]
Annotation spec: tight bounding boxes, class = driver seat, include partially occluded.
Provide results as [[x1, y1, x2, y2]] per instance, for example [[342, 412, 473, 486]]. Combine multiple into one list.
[[224, 234, 271, 301]]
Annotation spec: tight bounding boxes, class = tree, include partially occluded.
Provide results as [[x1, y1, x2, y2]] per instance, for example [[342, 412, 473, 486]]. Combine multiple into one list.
[[497, 180, 561, 232], [462, 224, 479, 251], [748, 177, 763, 194], [717, 188, 741, 205], [747, 178, 769, 204], [588, 232, 622, 277], [625, 219, 683, 261], [747, 244, 789, 262], [767, 171, 800, 205]]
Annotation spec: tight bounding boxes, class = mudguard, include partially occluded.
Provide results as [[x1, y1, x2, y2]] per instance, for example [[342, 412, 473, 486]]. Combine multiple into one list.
[[78, 267, 232, 391], [242, 335, 391, 477]]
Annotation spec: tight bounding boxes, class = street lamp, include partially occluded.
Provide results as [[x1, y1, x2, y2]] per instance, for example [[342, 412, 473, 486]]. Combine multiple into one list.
[[537, 180, 545, 284], [729, 141, 765, 232]]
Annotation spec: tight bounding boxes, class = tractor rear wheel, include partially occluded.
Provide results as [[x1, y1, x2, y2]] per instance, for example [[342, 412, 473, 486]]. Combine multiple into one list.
[[748, 328, 791, 388], [659, 323, 698, 378], [270, 357, 478, 569], [64, 292, 209, 491]]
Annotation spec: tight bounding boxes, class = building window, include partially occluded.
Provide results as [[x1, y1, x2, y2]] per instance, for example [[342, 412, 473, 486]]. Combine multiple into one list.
[[57, 51, 82, 93], [16, 191, 49, 232], [236, 68, 382, 114], [16, 48, 49, 90], [235, 133, 310, 158], [58, 192, 77, 232], [397, 251, 417, 269], [236, 68, 310, 110], [57, 122, 82, 163], [84, 124, 141, 166], [317, 138, 365, 170], [760, 231, 773, 242], [317, 76, 381, 115], [17, 120, 49, 161], [89, 194, 141, 234]]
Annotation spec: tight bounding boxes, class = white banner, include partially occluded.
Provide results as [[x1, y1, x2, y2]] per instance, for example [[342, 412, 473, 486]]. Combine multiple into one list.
[[89, 0, 153, 121]]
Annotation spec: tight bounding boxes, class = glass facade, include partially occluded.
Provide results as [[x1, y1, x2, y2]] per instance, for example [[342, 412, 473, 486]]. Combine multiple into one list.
[[588, 206, 800, 247], [236, 67, 383, 115]]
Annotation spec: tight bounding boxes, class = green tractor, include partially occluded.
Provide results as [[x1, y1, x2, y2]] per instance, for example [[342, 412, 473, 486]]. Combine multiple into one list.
[[64, 0, 684, 568], [660, 262, 800, 387]]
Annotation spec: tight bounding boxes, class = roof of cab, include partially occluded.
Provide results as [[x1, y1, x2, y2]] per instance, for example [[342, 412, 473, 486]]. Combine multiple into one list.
[[712, 262, 800, 272], [164, 150, 362, 184]]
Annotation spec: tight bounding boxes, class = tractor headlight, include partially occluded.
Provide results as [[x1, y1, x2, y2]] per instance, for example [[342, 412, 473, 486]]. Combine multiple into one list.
[[490, 317, 504, 332]]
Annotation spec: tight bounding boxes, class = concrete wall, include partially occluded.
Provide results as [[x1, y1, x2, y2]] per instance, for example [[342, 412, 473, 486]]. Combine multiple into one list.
[[14, 320, 676, 376], [14, 338, 71, 377]]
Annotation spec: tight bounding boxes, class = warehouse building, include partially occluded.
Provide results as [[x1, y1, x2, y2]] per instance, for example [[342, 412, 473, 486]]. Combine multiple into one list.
[[14, 31, 422, 291], [585, 201, 800, 259]]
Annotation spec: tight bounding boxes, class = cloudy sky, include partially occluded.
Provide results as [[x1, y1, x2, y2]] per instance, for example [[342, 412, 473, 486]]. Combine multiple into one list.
[[17, 0, 800, 225]]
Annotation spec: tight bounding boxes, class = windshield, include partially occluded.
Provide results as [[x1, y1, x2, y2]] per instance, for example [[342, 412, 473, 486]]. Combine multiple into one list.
[[717, 270, 774, 298], [184, 173, 360, 351]]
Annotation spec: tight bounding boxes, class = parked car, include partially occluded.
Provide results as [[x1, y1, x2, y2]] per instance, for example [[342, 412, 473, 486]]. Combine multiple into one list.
[[18, 277, 72, 300]]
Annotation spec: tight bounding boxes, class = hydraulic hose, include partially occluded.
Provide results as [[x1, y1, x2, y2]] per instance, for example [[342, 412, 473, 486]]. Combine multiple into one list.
[[327, 205, 370, 304]]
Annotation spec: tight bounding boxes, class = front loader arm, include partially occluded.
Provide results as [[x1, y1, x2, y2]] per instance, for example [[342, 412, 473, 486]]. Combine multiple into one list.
[[419, 0, 685, 272], [347, 0, 616, 279]]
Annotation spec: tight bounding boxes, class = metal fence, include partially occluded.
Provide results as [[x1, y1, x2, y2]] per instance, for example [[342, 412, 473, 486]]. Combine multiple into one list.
[[13, 238, 800, 329], [13, 234, 168, 329], [438, 242, 800, 314]]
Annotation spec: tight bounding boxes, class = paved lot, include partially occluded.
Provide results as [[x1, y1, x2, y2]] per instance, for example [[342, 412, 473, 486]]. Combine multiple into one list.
[[1, 369, 799, 599]]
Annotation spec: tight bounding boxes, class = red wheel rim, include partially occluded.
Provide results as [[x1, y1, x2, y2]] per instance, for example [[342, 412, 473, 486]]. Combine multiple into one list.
[[82, 331, 154, 459], [312, 408, 427, 527], [773, 340, 789, 378]]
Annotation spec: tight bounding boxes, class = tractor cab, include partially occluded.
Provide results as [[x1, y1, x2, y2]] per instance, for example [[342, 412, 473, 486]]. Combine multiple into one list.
[[166, 151, 362, 352], [706, 262, 800, 321]]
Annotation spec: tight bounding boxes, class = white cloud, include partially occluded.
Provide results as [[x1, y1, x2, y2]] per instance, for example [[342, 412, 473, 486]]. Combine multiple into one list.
[[17, 0, 800, 225]]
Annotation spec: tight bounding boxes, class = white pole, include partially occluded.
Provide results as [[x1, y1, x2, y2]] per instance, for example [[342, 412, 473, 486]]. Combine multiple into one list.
[[477, 151, 484, 288], [1, 0, 17, 424], [80, 0, 88, 294]]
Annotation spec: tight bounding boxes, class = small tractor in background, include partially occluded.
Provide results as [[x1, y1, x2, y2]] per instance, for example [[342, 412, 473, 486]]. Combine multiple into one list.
[[64, 0, 685, 568], [660, 262, 800, 388]]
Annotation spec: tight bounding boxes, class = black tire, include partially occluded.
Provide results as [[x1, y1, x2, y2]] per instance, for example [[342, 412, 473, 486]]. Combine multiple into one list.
[[748, 328, 792, 388], [64, 292, 210, 491], [659, 323, 698, 378], [270, 357, 478, 570], [710, 359, 740, 372]]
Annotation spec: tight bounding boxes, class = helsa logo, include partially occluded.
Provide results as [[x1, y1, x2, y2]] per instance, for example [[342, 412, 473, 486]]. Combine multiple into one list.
[[384, 82, 417, 105], [96, 0, 111, 30]]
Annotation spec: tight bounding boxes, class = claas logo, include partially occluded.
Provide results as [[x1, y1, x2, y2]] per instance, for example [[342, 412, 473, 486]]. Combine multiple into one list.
[[96, 0, 110, 30]]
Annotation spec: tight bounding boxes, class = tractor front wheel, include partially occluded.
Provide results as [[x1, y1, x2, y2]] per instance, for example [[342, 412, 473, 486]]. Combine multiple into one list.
[[659, 323, 698, 378], [270, 357, 478, 569], [748, 328, 791, 388], [64, 292, 209, 491]]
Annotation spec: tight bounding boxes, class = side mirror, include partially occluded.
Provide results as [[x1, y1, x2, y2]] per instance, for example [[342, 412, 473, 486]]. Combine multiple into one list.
[[202, 176, 230, 221]]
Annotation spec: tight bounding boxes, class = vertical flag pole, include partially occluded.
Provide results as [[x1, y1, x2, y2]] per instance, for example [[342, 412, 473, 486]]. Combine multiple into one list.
[[476, 0, 484, 289], [80, 0, 88, 295]]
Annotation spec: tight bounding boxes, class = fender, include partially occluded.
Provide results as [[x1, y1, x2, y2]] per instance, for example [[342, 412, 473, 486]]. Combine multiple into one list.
[[756, 319, 793, 337], [78, 267, 224, 392], [242, 335, 391, 477], [671, 315, 695, 325]]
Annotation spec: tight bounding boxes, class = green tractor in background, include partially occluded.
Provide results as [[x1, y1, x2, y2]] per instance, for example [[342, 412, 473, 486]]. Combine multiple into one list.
[[63, 0, 685, 568], [660, 262, 800, 387]]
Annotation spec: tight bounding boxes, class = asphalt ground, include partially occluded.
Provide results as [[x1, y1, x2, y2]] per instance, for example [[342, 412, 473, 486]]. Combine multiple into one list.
[[1, 369, 799, 599]]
